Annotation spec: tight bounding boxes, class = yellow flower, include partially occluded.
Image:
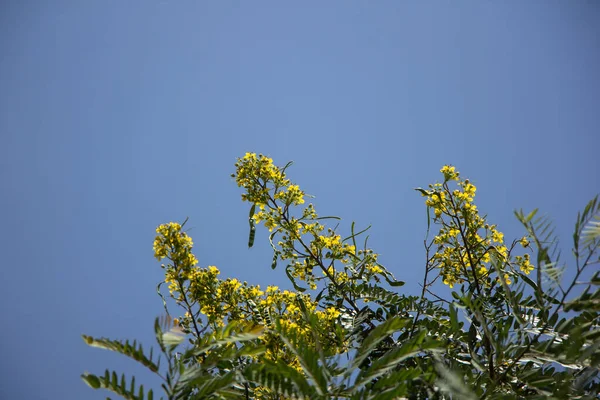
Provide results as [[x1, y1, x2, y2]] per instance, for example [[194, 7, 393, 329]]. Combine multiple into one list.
[[320, 234, 341, 249], [286, 303, 299, 314], [464, 182, 476, 198], [264, 218, 278, 232], [266, 285, 278, 294], [325, 307, 341, 319], [370, 265, 383, 274], [519, 236, 530, 248], [443, 276, 456, 288], [519, 254, 534, 274], [492, 230, 504, 243], [440, 165, 458, 180], [248, 286, 264, 298], [336, 271, 350, 283], [496, 245, 508, 258], [464, 203, 477, 213], [227, 278, 242, 291], [481, 252, 491, 263]]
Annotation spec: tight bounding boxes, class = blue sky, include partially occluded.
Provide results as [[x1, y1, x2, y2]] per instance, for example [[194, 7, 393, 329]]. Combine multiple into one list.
[[1, 2, 598, 399]]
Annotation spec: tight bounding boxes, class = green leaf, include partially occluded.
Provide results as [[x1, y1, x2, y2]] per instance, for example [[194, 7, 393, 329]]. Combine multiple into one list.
[[285, 265, 307, 292], [244, 360, 317, 399], [162, 330, 185, 348], [177, 369, 239, 398], [525, 208, 539, 223], [414, 187, 430, 197], [387, 279, 405, 287], [82, 336, 160, 374], [81, 373, 101, 389], [381, 269, 405, 287], [348, 316, 410, 374], [518, 272, 560, 306], [81, 370, 154, 400], [275, 318, 329, 397], [449, 303, 461, 333], [434, 358, 478, 400], [189, 321, 265, 358], [155, 316, 183, 354], [353, 330, 441, 391], [582, 217, 600, 245]]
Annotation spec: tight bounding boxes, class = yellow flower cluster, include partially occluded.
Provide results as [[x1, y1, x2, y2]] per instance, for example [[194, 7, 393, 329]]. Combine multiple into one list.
[[153, 222, 199, 270], [323, 266, 350, 284], [152, 222, 201, 301], [232, 153, 389, 293], [251, 208, 281, 232], [440, 165, 458, 180], [154, 153, 397, 393], [423, 166, 534, 288], [153, 218, 347, 381], [312, 233, 356, 262], [234, 153, 291, 205], [274, 184, 305, 206], [514, 253, 534, 274]]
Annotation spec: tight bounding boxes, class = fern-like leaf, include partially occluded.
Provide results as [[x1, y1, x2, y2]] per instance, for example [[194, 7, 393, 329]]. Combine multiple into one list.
[[81, 370, 154, 400], [434, 358, 478, 400], [244, 359, 318, 400], [347, 316, 410, 375], [189, 321, 264, 358], [351, 330, 442, 393], [175, 369, 240, 400], [274, 318, 330, 397], [572, 196, 600, 258], [582, 217, 600, 246], [82, 336, 160, 374]]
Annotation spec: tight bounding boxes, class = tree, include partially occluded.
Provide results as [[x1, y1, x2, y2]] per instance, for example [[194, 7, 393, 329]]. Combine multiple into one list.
[[83, 153, 600, 399]]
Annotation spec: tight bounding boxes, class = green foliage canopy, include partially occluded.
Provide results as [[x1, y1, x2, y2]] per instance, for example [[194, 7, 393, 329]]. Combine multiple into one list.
[[83, 153, 600, 399]]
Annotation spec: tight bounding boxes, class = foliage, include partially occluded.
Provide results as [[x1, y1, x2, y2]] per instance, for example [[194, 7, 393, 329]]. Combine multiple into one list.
[[83, 153, 600, 399]]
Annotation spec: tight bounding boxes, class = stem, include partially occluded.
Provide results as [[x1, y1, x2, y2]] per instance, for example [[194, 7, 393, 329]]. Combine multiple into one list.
[[256, 177, 373, 327], [444, 183, 495, 379], [409, 239, 434, 339], [174, 267, 204, 340]]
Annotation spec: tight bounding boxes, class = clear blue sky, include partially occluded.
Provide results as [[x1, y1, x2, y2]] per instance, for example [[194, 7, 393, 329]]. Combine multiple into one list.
[[1, 2, 598, 399]]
